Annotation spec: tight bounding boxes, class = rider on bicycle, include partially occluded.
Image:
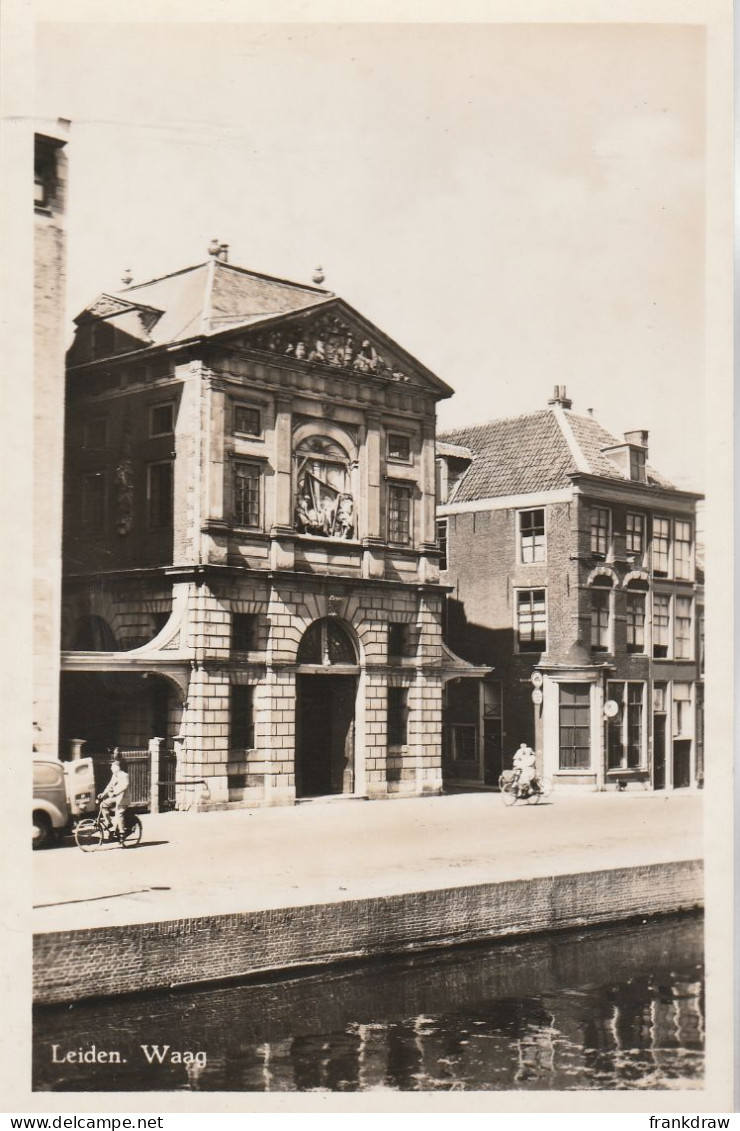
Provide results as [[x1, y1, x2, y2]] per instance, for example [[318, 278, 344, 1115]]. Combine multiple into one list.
[[512, 743, 537, 798], [98, 751, 130, 838]]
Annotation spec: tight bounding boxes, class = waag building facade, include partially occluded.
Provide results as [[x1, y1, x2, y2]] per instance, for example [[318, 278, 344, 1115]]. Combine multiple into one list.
[[61, 245, 482, 809], [437, 388, 704, 794]]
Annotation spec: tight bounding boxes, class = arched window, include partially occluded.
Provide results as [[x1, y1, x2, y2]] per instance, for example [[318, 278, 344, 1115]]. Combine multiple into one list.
[[294, 436, 354, 539], [296, 618, 357, 666]]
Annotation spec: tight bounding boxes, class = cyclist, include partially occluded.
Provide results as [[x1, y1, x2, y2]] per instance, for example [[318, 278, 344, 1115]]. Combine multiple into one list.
[[98, 751, 130, 839], [512, 742, 537, 798]]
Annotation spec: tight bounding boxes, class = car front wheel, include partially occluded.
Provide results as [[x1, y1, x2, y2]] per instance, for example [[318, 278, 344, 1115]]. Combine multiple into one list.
[[33, 812, 52, 850]]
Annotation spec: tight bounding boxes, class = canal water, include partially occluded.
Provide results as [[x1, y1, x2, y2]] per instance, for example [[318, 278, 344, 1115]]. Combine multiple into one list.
[[33, 912, 702, 1092]]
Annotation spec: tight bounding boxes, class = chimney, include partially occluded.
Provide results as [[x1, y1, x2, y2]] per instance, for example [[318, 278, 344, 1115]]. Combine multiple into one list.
[[218, 243, 229, 263], [624, 429, 648, 454], [548, 384, 573, 410], [208, 238, 220, 258]]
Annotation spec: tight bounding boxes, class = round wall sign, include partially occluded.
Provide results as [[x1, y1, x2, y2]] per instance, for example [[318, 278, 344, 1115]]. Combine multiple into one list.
[[603, 699, 619, 719], [531, 672, 543, 688], [531, 688, 543, 705]]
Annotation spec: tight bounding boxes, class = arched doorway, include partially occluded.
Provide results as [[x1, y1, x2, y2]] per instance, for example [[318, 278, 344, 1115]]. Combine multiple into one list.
[[295, 618, 358, 798]]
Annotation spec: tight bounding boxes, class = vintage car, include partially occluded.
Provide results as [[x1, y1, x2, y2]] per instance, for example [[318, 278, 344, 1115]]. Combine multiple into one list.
[[32, 757, 96, 848]]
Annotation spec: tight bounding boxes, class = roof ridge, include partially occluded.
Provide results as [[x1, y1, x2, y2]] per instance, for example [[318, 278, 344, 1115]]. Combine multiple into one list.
[[119, 261, 211, 294], [438, 408, 553, 437]]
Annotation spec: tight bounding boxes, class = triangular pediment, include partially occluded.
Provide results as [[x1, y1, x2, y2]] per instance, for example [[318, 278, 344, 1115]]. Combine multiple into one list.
[[216, 300, 453, 397]]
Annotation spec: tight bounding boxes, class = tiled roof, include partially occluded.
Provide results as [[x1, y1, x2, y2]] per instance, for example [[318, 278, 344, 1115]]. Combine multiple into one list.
[[439, 408, 679, 501], [436, 440, 473, 460]]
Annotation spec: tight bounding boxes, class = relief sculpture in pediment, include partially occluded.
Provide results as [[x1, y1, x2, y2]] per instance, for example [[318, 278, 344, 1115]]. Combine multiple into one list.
[[249, 312, 410, 383]]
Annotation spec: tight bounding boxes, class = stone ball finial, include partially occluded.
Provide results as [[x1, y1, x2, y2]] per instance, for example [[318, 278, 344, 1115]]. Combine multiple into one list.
[[208, 238, 221, 258], [121, 268, 133, 286], [313, 265, 325, 285]]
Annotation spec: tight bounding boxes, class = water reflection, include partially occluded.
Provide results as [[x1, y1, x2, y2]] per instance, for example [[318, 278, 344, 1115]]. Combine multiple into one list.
[[33, 912, 703, 1092]]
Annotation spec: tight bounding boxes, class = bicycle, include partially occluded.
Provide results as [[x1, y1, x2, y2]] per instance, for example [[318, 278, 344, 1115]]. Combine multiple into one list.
[[74, 799, 143, 851], [498, 769, 553, 806]]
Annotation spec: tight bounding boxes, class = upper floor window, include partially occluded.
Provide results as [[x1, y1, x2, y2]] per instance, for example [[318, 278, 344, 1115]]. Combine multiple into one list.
[[388, 483, 412, 545], [437, 518, 448, 571], [234, 404, 262, 437], [674, 596, 693, 660], [625, 588, 647, 653], [516, 589, 546, 653], [629, 448, 646, 483], [590, 581, 611, 652], [626, 513, 645, 556], [81, 471, 106, 534], [232, 613, 257, 652], [83, 417, 109, 450], [147, 461, 173, 529], [388, 622, 414, 658], [34, 145, 56, 210], [387, 433, 411, 463], [652, 593, 671, 659], [519, 508, 545, 564], [590, 507, 610, 557], [233, 461, 261, 528], [294, 435, 354, 539], [674, 521, 693, 580], [150, 402, 174, 437], [652, 517, 671, 576]]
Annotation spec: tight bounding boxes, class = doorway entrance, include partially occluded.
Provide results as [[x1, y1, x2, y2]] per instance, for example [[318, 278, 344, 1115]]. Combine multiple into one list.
[[653, 714, 666, 790], [296, 674, 356, 798]]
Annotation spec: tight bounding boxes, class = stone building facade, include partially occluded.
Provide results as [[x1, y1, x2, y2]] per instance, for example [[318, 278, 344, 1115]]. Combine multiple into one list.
[[61, 247, 479, 807], [437, 387, 703, 792], [33, 119, 69, 757]]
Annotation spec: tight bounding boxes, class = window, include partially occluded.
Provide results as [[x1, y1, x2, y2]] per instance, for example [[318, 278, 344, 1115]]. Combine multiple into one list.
[[559, 683, 591, 770], [607, 682, 645, 770], [675, 596, 693, 660], [516, 589, 546, 653], [626, 589, 647, 653], [147, 461, 173, 529], [83, 417, 108, 449], [652, 593, 671, 659], [674, 521, 693, 580], [626, 513, 645, 556], [234, 404, 262, 437], [91, 320, 115, 359], [232, 613, 257, 652], [388, 687, 409, 746], [387, 433, 411, 462], [672, 683, 693, 738], [388, 622, 413, 658], [230, 685, 254, 750], [590, 582, 611, 652], [590, 507, 610, 557], [150, 402, 174, 437], [653, 682, 667, 713], [652, 516, 670, 576], [519, 508, 545, 564], [34, 145, 55, 210], [437, 518, 448, 571], [629, 448, 646, 483], [296, 619, 356, 666], [81, 471, 106, 534], [388, 484, 412, 545], [233, 462, 261, 528], [699, 609, 705, 675]]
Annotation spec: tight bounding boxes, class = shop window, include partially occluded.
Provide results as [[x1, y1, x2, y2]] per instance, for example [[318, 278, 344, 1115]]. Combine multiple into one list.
[[230, 685, 254, 750], [150, 402, 174, 437], [558, 683, 591, 770], [387, 433, 411, 462], [81, 471, 106, 534], [652, 593, 671, 659], [674, 596, 693, 660], [148, 461, 174, 529], [626, 587, 647, 653], [590, 507, 610, 557], [516, 589, 546, 653], [590, 581, 611, 652], [388, 484, 412, 545], [674, 521, 693, 580], [652, 516, 671, 576], [233, 461, 261, 528], [626, 513, 645, 556], [519, 508, 545, 564], [387, 687, 409, 746], [607, 681, 645, 770], [437, 518, 448, 571], [232, 613, 257, 652], [234, 404, 262, 437], [294, 436, 354, 539]]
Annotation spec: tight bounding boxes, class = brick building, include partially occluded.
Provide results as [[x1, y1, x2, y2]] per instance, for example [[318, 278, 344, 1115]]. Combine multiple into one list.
[[437, 387, 703, 792], [33, 119, 69, 757], [61, 245, 481, 808]]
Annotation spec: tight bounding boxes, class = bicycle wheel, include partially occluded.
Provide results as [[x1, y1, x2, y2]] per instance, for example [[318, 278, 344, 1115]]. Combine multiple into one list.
[[120, 814, 142, 848], [500, 782, 518, 806], [75, 819, 103, 852]]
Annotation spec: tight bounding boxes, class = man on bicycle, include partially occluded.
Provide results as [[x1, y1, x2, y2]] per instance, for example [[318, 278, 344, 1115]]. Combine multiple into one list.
[[98, 751, 130, 838], [512, 743, 537, 798]]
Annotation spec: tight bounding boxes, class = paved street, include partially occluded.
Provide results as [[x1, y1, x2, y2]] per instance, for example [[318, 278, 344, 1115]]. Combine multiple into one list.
[[33, 791, 702, 934]]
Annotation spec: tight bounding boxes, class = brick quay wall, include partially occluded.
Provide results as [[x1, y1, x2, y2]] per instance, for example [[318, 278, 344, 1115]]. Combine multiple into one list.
[[34, 859, 702, 1005]]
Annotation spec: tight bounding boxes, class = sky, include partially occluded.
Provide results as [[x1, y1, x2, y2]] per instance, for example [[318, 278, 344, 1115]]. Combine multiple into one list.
[[35, 19, 707, 492]]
